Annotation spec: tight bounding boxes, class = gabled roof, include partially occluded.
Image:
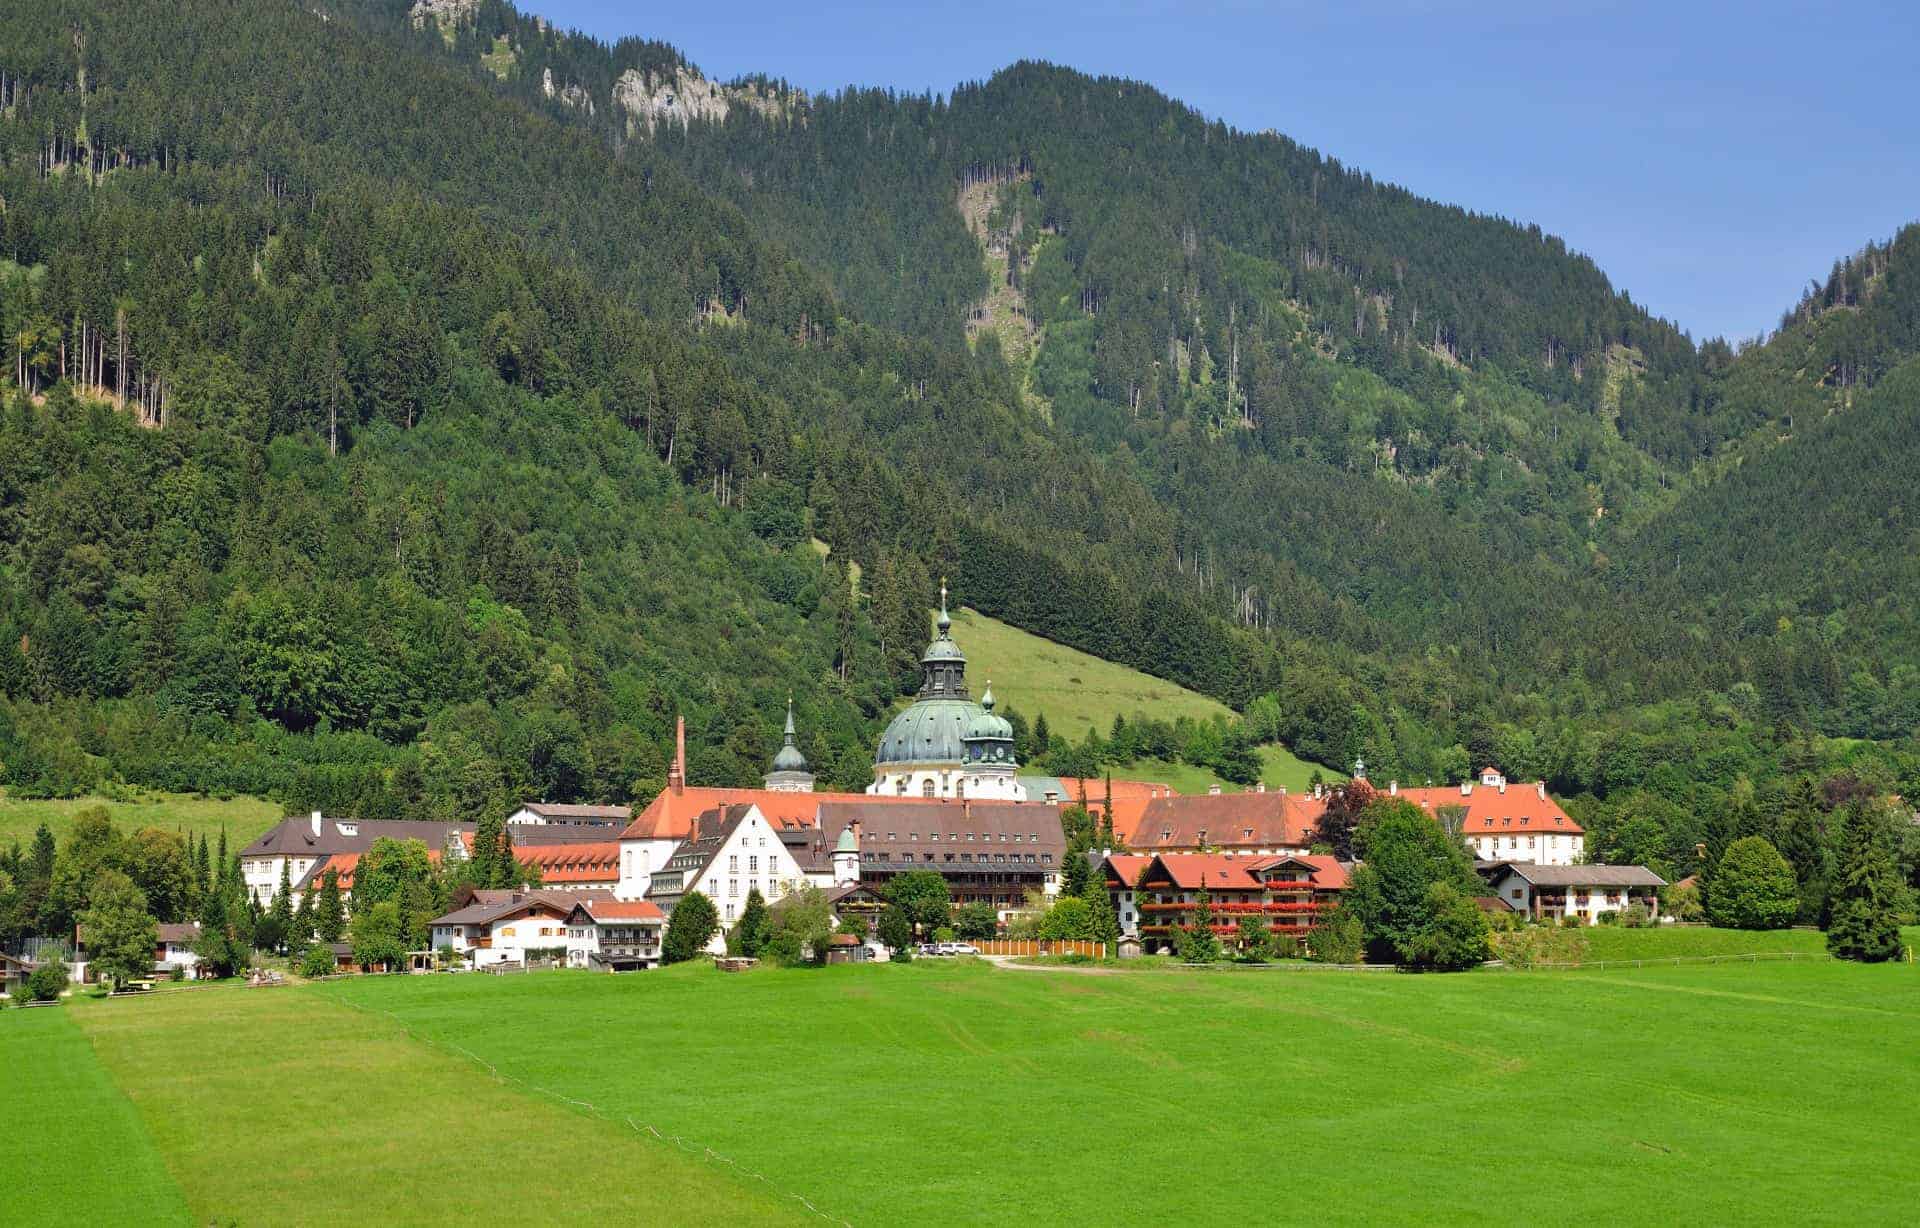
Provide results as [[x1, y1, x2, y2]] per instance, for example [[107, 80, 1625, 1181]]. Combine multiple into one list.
[[1098, 854, 1155, 889], [815, 800, 1067, 858], [1128, 792, 1322, 850], [1490, 863, 1665, 888], [430, 888, 612, 928], [568, 899, 663, 923], [242, 816, 471, 859], [1144, 852, 1347, 892], [509, 840, 620, 883], [1395, 782, 1584, 835], [513, 802, 631, 822], [620, 787, 946, 842]]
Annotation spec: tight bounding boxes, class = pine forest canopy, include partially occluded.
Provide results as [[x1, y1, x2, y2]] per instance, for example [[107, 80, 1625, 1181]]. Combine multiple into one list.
[[0, 0, 1918, 875]]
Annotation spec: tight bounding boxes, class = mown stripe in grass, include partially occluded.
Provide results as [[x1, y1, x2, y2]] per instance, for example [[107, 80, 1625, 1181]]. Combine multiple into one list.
[[69, 985, 807, 1226], [1, 1005, 191, 1226]]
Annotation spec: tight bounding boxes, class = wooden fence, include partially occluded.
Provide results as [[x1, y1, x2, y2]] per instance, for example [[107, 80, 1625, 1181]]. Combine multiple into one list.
[[967, 939, 1107, 959]]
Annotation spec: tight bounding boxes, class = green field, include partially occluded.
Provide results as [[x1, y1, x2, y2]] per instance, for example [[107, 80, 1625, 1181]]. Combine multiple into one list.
[[1, 1006, 191, 1226], [1574, 925, 1831, 961], [15, 950, 1915, 1225], [0, 792, 281, 849]]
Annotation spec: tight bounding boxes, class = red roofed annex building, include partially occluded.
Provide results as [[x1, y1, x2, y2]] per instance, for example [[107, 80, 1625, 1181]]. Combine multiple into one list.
[[1387, 767, 1584, 866], [1118, 852, 1349, 954]]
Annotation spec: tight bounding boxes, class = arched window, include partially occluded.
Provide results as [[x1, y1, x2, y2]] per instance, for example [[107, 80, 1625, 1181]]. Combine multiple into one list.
[[922, 779, 937, 798], [956, 779, 967, 800]]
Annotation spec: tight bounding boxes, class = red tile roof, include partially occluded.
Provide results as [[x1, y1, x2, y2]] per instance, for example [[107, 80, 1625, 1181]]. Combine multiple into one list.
[[574, 899, 663, 922], [1394, 783, 1583, 835], [509, 840, 619, 883], [620, 787, 947, 841], [1148, 852, 1346, 892], [1127, 791, 1322, 850], [1100, 854, 1156, 889]]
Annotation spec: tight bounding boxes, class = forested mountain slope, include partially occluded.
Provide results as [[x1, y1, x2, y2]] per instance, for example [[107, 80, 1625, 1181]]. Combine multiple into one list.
[[0, 0, 1916, 879]]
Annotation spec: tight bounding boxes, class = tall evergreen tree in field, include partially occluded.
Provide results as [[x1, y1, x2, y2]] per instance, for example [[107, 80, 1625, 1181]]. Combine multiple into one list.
[[316, 867, 346, 943], [1826, 801, 1905, 962], [260, 859, 295, 953], [663, 891, 719, 964], [734, 887, 770, 957]]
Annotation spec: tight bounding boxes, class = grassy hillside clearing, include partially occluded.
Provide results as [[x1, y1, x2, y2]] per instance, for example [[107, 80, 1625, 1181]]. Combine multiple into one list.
[[0, 793, 281, 850], [24, 957, 1908, 1225], [2, 1006, 191, 1226]]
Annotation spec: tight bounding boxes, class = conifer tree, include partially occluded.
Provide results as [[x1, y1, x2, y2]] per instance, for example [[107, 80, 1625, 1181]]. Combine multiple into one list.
[[1826, 801, 1905, 962], [316, 867, 346, 943], [663, 891, 719, 964], [262, 859, 295, 953], [735, 887, 770, 957]]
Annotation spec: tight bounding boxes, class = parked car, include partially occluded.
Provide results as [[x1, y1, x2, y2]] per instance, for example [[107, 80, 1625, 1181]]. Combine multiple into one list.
[[944, 942, 979, 956], [918, 943, 947, 956]]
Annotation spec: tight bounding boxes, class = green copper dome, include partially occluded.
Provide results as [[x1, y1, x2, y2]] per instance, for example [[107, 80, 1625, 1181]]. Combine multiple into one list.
[[873, 582, 1001, 769], [771, 698, 809, 772], [834, 825, 860, 853], [965, 682, 1013, 741]]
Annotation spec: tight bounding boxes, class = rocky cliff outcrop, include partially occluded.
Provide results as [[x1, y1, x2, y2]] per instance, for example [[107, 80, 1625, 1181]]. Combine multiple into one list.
[[612, 65, 798, 136]]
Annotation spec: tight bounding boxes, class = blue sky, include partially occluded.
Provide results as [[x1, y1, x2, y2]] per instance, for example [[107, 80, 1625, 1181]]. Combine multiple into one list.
[[537, 1, 1919, 343]]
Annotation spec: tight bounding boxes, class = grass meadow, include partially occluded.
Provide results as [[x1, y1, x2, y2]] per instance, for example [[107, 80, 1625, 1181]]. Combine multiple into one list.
[[946, 607, 1335, 791], [0, 791, 281, 849], [1, 1005, 191, 1226], [13, 937, 1918, 1225]]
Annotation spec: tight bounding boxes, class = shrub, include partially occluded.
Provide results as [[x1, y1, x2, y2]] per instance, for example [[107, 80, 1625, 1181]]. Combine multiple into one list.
[[1271, 932, 1301, 960], [1037, 896, 1095, 941], [932, 926, 956, 944], [1595, 909, 1621, 926], [1620, 902, 1653, 928], [1398, 883, 1493, 971], [169, 965, 186, 983], [1489, 923, 1588, 969], [1308, 907, 1365, 964], [26, 954, 69, 1002], [762, 928, 806, 967], [298, 944, 339, 978], [953, 901, 999, 940], [1174, 923, 1221, 963], [1664, 881, 1705, 922], [1708, 837, 1799, 930], [1559, 914, 1584, 928]]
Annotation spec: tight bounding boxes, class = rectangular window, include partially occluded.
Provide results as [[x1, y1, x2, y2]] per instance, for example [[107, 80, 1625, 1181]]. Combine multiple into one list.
[[729, 855, 739, 872], [729, 879, 740, 897], [749, 856, 758, 873]]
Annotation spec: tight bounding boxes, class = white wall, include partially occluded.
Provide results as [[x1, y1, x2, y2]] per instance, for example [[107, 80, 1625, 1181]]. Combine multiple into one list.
[[1471, 832, 1579, 866], [866, 766, 1026, 801]]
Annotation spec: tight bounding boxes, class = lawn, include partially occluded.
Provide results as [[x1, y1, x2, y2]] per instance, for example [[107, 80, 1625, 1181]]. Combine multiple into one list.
[[1, 1005, 191, 1226], [65, 985, 805, 1225], [1574, 925, 1830, 961], [20, 955, 1917, 1224], [0, 792, 281, 849], [309, 957, 1917, 1224], [1126, 745, 1338, 795]]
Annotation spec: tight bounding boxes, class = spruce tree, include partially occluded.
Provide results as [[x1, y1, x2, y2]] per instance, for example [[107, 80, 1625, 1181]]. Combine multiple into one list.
[[1826, 801, 1905, 962], [262, 859, 295, 953], [316, 868, 346, 942], [662, 891, 719, 964], [735, 887, 770, 957]]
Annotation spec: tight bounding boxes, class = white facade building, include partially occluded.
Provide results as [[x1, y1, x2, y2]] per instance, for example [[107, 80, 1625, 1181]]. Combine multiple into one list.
[[1487, 863, 1666, 924], [647, 805, 816, 943]]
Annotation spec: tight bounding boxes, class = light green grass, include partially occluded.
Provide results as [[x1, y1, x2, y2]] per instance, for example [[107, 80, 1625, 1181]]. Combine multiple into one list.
[[1125, 745, 1337, 795], [67, 985, 802, 1225], [0, 792, 281, 850], [1573, 925, 1831, 961], [949, 606, 1233, 736], [307, 958, 1920, 1225], [2, 1005, 190, 1225]]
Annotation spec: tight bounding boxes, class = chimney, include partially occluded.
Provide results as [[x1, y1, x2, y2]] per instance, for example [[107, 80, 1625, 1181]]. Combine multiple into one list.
[[1255, 782, 1266, 793], [1498, 780, 1506, 795], [669, 715, 686, 795], [311, 810, 323, 837], [1278, 786, 1286, 797], [1536, 781, 1547, 801], [1461, 781, 1472, 797], [1207, 784, 1222, 796], [1389, 780, 1399, 796]]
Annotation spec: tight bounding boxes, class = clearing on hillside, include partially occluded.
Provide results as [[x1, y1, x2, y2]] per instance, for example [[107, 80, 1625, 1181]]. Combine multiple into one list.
[[0, 792, 281, 849]]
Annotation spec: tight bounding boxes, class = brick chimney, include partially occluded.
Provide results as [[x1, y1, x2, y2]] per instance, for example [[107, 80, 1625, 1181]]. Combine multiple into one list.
[[669, 715, 686, 795]]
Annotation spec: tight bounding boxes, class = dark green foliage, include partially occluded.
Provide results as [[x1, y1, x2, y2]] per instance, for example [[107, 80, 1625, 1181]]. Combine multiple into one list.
[[884, 870, 951, 938], [1707, 837, 1799, 931], [80, 869, 156, 988], [348, 900, 406, 971], [877, 904, 914, 957], [1235, 914, 1275, 962], [953, 901, 999, 940], [297, 942, 337, 979], [1344, 799, 1485, 967], [662, 891, 718, 964], [1036, 895, 1093, 940], [1308, 906, 1365, 964], [733, 887, 770, 958], [1825, 802, 1906, 962], [315, 869, 346, 943], [25, 950, 68, 1000]]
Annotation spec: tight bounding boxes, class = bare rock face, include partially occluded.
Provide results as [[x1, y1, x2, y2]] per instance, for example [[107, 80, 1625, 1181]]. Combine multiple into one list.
[[542, 66, 596, 115], [409, 0, 479, 28], [612, 66, 799, 137]]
